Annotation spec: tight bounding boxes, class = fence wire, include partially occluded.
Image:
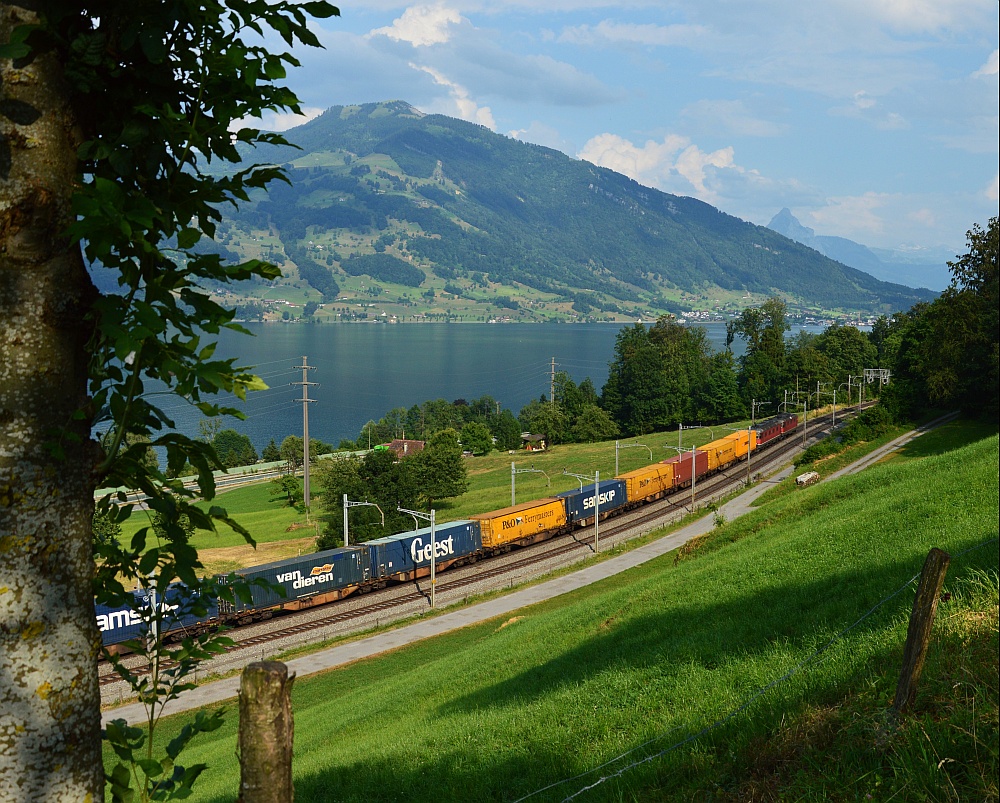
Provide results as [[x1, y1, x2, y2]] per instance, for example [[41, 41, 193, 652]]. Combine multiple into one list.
[[511, 536, 999, 803]]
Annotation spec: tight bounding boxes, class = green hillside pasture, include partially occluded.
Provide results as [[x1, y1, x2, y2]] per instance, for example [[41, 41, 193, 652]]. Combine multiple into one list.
[[883, 417, 999, 463], [124, 434, 999, 802], [119, 481, 311, 553], [753, 416, 998, 508], [752, 421, 912, 507]]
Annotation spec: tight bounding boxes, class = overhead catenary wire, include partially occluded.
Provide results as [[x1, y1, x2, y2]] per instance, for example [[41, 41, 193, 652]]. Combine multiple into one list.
[[252, 367, 300, 381], [239, 401, 302, 420], [145, 380, 299, 413]]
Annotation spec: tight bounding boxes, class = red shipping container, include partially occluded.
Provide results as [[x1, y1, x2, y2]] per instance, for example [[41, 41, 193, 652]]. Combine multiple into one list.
[[662, 450, 709, 488]]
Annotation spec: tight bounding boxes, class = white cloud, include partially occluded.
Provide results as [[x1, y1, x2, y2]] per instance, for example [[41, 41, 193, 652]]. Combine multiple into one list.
[[577, 133, 688, 184], [577, 132, 747, 205], [987, 174, 1000, 201], [575, 129, 824, 225], [359, 5, 617, 113], [908, 208, 936, 228], [973, 49, 999, 77], [807, 193, 891, 237], [849, 0, 993, 34], [558, 20, 708, 48], [876, 112, 909, 130], [412, 64, 496, 129], [681, 99, 786, 137], [829, 90, 910, 129], [369, 4, 463, 47], [795, 189, 989, 251], [675, 144, 736, 196], [853, 91, 877, 110], [508, 121, 575, 153]]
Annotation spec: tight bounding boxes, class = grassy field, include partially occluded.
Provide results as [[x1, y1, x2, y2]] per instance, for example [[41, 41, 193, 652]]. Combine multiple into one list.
[[117, 482, 317, 576], [112, 422, 999, 802]]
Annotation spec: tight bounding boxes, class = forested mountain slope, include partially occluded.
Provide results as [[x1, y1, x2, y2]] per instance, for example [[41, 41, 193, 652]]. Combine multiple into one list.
[[213, 101, 935, 318]]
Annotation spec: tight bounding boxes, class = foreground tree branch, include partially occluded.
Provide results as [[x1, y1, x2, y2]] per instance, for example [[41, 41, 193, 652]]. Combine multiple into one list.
[[1, 2, 338, 798]]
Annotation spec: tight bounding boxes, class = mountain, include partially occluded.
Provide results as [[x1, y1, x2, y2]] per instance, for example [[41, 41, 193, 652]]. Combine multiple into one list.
[[204, 101, 936, 320], [767, 208, 951, 291]]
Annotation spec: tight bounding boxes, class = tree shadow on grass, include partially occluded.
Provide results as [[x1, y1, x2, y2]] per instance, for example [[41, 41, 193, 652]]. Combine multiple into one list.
[[196, 542, 997, 803], [440, 556, 932, 717], [896, 421, 999, 460]]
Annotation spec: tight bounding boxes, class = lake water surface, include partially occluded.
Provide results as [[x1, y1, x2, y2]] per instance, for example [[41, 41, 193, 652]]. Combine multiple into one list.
[[157, 322, 815, 450]]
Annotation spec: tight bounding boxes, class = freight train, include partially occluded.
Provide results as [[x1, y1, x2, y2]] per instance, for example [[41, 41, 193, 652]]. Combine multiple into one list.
[[97, 413, 798, 647]]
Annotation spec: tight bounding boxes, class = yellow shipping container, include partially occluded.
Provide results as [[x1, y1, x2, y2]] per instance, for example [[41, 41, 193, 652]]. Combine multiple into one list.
[[702, 431, 757, 472], [617, 463, 675, 504], [471, 498, 567, 549]]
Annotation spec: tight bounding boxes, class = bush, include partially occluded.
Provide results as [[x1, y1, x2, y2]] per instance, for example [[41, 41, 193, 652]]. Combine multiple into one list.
[[795, 406, 896, 466]]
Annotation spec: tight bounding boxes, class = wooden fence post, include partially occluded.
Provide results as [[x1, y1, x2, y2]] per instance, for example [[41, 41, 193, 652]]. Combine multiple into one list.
[[892, 548, 950, 717], [238, 661, 296, 803]]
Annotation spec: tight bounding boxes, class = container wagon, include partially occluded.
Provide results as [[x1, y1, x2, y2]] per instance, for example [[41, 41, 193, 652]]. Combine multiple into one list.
[[557, 480, 629, 527], [367, 520, 481, 582], [662, 451, 709, 490], [700, 431, 756, 473], [470, 498, 567, 550], [618, 463, 676, 504], [220, 546, 372, 621], [97, 584, 218, 648]]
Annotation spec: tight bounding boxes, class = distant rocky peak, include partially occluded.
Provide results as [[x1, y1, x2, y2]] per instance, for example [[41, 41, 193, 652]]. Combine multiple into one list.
[[767, 208, 816, 244]]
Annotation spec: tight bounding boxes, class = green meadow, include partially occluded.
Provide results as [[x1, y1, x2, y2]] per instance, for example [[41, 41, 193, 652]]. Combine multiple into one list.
[[111, 422, 999, 801]]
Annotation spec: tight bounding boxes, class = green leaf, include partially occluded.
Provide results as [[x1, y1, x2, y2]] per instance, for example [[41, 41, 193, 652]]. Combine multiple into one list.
[[176, 227, 201, 249], [138, 548, 160, 576], [0, 22, 37, 60], [302, 2, 341, 19], [263, 59, 287, 80], [139, 27, 167, 62], [136, 757, 164, 778]]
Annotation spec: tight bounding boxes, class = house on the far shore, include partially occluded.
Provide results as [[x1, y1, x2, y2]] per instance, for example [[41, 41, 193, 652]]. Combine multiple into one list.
[[521, 433, 547, 452], [385, 438, 425, 460]]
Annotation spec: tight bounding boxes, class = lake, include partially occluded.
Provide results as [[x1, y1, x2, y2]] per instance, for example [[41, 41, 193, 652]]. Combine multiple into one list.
[[154, 321, 815, 450]]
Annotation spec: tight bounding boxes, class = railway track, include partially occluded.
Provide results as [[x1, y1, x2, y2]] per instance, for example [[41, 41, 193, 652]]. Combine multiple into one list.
[[99, 407, 854, 692]]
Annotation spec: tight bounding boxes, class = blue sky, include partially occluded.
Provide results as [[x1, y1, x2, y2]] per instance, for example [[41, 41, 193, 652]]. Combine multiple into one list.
[[257, 1, 998, 261]]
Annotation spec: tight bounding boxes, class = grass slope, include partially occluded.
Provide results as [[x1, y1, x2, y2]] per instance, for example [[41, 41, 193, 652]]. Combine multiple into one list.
[[111, 431, 998, 802]]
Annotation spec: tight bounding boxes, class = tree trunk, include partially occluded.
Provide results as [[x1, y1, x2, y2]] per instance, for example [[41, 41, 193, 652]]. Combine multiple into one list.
[[0, 5, 102, 800]]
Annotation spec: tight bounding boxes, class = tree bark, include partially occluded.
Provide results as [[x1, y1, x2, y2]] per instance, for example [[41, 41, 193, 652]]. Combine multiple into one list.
[[238, 661, 296, 803], [0, 5, 102, 800]]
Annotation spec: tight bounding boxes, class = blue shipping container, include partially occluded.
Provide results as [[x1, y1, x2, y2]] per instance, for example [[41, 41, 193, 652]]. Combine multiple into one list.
[[96, 584, 217, 647], [367, 520, 481, 579], [557, 480, 629, 524], [228, 546, 372, 612]]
